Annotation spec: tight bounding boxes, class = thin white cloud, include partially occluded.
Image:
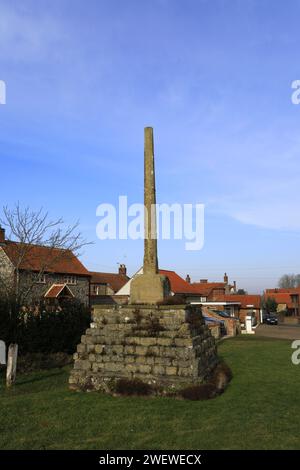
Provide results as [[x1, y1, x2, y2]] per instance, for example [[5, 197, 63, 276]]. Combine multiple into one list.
[[0, 3, 66, 61]]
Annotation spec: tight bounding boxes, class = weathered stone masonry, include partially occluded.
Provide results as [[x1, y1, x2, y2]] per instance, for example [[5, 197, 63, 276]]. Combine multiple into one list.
[[69, 304, 218, 393]]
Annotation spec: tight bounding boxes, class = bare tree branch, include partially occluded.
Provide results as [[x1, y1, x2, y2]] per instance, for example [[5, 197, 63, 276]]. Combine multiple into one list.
[[0, 203, 92, 305]]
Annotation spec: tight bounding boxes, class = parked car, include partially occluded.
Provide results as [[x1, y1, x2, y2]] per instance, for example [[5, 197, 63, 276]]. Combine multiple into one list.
[[263, 314, 278, 325]]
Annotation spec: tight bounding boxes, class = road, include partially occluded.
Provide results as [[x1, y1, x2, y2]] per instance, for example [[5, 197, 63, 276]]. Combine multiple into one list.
[[255, 324, 300, 340]]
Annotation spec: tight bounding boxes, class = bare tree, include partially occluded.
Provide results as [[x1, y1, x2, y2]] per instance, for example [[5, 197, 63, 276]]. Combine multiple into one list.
[[0, 203, 91, 305], [0, 203, 91, 386], [278, 274, 300, 289]]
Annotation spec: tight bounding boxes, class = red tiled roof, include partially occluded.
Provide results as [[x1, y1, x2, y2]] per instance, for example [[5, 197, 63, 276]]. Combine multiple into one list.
[[214, 294, 261, 309], [3, 241, 90, 276], [191, 282, 226, 296], [159, 270, 199, 294], [266, 288, 300, 294], [44, 284, 74, 299], [264, 292, 294, 308], [90, 271, 129, 293]]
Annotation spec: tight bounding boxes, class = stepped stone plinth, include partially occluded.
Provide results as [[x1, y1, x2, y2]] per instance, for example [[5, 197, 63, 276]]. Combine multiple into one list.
[[69, 304, 218, 393]]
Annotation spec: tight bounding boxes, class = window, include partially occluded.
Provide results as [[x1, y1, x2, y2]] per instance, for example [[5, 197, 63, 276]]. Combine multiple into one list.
[[93, 285, 100, 295], [64, 275, 77, 285], [92, 284, 106, 295], [200, 297, 207, 302], [36, 273, 46, 284]]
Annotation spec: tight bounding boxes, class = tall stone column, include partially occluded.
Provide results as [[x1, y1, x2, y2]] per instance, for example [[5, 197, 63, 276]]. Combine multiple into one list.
[[143, 127, 158, 274], [130, 127, 169, 304]]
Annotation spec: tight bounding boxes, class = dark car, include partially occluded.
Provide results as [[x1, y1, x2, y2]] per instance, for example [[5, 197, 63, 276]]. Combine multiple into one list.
[[263, 314, 278, 325]]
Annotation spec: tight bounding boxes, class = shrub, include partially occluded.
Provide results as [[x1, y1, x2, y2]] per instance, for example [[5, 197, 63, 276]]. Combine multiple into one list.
[[17, 352, 72, 373], [180, 361, 233, 400], [115, 378, 153, 396], [147, 317, 166, 335], [0, 298, 91, 355], [133, 308, 142, 324], [210, 361, 233, 391], [180, 383, 217, 401], [157, 295, 186, 305], [132, 315, 166, 336]]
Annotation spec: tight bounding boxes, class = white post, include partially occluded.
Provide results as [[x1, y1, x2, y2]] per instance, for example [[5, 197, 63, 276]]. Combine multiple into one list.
[[6, 344, 18, 387], [0, 340, 6, 365], [245, 305, 255, 334]]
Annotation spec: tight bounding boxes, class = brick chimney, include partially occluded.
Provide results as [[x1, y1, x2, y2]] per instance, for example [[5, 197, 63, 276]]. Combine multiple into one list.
[[0, 226, 5, 245], [119, 264, 127, 276], [200, 279, 208, 283], [224, 272, 228, 284], [186, 274, 191, 284]]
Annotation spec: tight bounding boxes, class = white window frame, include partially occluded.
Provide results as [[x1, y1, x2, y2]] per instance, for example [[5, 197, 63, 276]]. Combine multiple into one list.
[[36, 273, 46, 284], [64, 275, 77, 285]]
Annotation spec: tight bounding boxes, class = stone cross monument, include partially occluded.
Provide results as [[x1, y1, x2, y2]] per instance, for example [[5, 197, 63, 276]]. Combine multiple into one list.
[[69, 126, 219, 394], [130, 127, 169, 304]]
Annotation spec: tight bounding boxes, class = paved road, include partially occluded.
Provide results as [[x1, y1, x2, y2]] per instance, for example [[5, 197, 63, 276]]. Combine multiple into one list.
[[255, 324, 300, 340]]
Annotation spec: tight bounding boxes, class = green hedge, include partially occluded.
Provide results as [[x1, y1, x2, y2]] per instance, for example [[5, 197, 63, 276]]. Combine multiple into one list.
[[0, 299, 91, 354]]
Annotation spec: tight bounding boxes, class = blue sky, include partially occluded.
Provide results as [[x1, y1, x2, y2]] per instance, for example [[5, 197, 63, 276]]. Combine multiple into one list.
[[1, 0, 300, 293]]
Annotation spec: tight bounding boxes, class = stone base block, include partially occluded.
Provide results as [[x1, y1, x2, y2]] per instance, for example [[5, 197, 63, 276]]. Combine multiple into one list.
[[130, 272, 169, 304], [69, 304, 219, 395]]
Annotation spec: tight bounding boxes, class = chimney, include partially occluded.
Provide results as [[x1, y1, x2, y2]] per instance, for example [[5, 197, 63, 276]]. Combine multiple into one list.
[[200, 279, 208, 284], [224, 272, 228, 284], [186, 274, 191, 284], [233, 281, 236, 292], [119, 264, 127, 276], [0, 226, 5, 245]]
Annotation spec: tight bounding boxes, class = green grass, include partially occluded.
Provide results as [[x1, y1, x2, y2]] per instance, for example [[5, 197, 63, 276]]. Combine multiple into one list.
[[1, 336, 300, 450]]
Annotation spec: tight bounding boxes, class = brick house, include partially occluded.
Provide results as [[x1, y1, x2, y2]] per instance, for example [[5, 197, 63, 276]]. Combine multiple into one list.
[[265, 288, 300, 316], [213, 294, 262, 324], [0, 227, 90, 306], [189, 273, 237, 301], [90, 264, 129, 305], [201, 305, 241, 337]]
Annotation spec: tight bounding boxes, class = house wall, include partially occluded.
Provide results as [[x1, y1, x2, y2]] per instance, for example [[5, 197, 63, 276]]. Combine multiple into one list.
[[18, 272, 90, 306], [208, 288, 226, 300], [202, 306, 240, 336], [238, 307, 260, 324], [0, 247, 14, 298], [90, 283, 116, 296], [225, 317, 241, 336]]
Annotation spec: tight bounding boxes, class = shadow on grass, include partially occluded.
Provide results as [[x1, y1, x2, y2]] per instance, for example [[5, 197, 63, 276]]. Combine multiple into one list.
[[15, 369, 66, 386]]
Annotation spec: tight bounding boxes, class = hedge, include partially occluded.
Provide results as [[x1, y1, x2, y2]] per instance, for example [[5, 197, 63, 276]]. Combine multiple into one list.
[[0, 299, 91, 355]]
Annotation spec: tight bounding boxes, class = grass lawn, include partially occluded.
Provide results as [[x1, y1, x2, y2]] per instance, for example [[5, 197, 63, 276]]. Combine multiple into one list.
[[0, 336, 300, 450]]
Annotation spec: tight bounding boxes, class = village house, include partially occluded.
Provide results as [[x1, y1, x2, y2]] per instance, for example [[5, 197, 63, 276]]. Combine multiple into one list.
[[0, 227, 90, 306], [188, 273, 237, 302], [201, 305, 241, 338], [212, 294, 262, 324], [89, 264, 129, 305], [265, 288, 299, 316], [184, 274, 261, 326]]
